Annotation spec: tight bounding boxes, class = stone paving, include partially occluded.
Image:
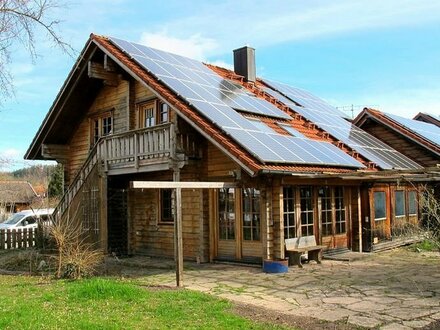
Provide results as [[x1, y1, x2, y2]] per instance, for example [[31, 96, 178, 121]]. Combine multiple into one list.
[[112, 249, 440, 329]]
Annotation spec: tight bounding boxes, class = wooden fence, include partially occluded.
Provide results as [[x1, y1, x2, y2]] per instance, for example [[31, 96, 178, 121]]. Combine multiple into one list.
[[0, 228, 41, 250]]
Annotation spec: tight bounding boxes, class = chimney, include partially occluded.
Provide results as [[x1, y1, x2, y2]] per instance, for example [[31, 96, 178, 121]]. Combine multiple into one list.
[[233, 46, 256, 83]]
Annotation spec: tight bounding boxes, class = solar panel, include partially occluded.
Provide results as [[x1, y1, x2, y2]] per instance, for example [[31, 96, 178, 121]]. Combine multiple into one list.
[[278, 124, 305, 138], [108, 36, 365, 169], [263, 83, 422, 170], [110, 37, 290, 120], [264, 80, 349, 118], [386, 112, 440, 146]]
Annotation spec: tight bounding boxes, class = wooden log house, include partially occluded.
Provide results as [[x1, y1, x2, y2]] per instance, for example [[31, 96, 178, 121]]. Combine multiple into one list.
[[354, 109, 440, 250], [25, 34, 438, 264]]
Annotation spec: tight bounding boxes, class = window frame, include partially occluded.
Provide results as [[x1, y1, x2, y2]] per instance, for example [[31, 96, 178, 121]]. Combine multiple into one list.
[[373, 190, 387, 221], [283, 186, 297, 239], [218, 188, 236, 240], [90, 110, 113, 146], [394, 190, 406, 218], [158, 188, 174, 225], [408, 190, 418, 216], [137, 99, 170, 129], [242, 187, 261, 241]]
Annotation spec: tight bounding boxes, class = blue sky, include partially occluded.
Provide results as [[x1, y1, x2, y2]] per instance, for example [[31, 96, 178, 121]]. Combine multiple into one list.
[[1, 0, 440, 171]]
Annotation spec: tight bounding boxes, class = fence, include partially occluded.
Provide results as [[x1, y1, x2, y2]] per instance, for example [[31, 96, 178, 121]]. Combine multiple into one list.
[[0, 228, 42, 250]]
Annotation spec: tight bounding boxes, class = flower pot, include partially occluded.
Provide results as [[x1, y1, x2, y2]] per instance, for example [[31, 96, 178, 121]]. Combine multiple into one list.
[[262, 258, 289, 273]]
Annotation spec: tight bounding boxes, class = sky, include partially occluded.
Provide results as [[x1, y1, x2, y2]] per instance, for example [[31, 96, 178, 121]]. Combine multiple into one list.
[[1, 0, 440, 171]]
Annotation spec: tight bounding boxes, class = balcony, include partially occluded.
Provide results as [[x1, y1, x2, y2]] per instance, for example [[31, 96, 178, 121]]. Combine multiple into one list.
[[97, 123, 201, 175]]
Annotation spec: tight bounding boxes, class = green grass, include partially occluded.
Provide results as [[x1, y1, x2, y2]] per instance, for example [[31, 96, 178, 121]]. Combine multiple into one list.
[[410, 239, 438, 252], [0, 276, 287, 329]]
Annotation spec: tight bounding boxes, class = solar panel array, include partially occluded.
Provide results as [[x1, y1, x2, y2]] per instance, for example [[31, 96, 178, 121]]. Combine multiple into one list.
[[263, 81, 422, 170], [108, 36, 364, 168], [386, 112, 440, 146], [264, 79, 349, 118]]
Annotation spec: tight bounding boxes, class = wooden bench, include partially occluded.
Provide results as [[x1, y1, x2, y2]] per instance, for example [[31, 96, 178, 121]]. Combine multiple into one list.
[[285, 236, 326, 268]]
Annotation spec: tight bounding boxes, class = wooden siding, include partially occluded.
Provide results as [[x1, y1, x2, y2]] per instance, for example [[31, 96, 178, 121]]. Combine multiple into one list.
[[128, 165, 209, 261], [67, 81, 130, 184], [362, 120, 439, 167], [207, 142, 240, 178]]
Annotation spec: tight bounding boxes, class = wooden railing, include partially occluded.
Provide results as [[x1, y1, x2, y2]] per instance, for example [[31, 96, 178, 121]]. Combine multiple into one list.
[[53, 123, 180, 222], [98, 123, 173, 170]]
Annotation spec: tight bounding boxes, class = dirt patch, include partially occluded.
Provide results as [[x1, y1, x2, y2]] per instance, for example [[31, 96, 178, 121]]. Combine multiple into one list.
[[232, 302, 362, 330]]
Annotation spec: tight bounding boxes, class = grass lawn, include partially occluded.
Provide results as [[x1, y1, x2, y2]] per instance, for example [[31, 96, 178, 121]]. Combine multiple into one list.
[[0, 275, 286, 329]]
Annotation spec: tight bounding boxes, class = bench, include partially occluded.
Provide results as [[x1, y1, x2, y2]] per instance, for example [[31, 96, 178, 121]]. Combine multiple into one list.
[[285, 235, 326, 268]]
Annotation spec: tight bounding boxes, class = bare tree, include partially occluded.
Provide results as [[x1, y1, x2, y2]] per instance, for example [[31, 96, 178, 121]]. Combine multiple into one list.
[[0, 0, 73, 104]]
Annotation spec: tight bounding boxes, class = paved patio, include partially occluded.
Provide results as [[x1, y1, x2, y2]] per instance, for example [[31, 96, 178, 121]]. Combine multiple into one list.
[[108, 248, 440, 329]]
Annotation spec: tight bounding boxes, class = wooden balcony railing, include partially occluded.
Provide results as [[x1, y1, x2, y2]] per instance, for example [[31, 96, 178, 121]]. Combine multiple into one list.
[[53, 123, 202, 221]]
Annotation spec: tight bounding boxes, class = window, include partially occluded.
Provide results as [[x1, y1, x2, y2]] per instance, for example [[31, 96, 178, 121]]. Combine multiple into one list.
[[320, 186, 332, 236], [300, 186, 314, 236], [160, 189, 174, 223], [218, 188, 235, 240], [138, 100, 156, 128], [395, 190, 405, 217], [335, 187, 346, 234], [242, 188, 260, 241], [408, 191, 417, 215], [374, 191, 387, 220], [159, 103, 169, 124], [137, 100, 170, 128], [91, 112, 113, 145], [283, 187, 296, 239]]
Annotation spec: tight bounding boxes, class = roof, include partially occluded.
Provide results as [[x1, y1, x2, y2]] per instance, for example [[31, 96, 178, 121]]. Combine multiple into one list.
[[354, 108, 440, 157], [413, 112, 440, 128], [25, 34, 422, 176], [0, 181, 38, 204]]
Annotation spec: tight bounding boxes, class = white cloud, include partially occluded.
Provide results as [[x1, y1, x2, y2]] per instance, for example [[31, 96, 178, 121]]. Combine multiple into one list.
[[1, 148, 21, 159], [139, 32, 218, 61], [150, 0, 440, 54]]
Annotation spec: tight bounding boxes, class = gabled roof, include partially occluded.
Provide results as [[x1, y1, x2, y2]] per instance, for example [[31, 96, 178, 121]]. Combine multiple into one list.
[[413, 112, 440, 128], [354, 108, 440, 157], [26, 34, 422, 176], [0, 181, 37, 204]]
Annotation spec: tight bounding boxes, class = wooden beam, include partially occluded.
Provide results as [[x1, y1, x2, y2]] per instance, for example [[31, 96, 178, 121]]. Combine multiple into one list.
[[41, 144, 69, 162], [130, 181, 237, 189], [104, 54, 117, 72], [173, 169, 183, 287], [88, 61, 119, 86]]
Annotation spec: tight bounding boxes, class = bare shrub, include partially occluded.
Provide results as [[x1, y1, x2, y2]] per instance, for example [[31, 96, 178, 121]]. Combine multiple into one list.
[[419, 184, 440, 251], [50, 203, 103, 279]]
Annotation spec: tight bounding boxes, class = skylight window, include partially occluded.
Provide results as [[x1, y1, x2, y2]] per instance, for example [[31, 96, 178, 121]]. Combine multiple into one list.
[[279, 124, 305, 138]]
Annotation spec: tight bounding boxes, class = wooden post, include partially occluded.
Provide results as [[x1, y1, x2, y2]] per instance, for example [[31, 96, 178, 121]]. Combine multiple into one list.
[[173, 169, 183, 287], [357, 187, 362, 252], [100, 171, 108, 253]]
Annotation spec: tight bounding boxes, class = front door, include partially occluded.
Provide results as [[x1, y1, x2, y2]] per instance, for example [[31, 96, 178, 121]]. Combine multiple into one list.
[[216, 188, 262, 261]]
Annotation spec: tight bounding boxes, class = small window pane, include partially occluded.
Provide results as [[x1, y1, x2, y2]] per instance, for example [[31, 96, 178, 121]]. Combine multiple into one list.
[[395, 191, 405, 217], [161, 189, 174, 223], [374, 191, 386, 220], [408, 191, 417, 215], [160, 103, 169, 123]]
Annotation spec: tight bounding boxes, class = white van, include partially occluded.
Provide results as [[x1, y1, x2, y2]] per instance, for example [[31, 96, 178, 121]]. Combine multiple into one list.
[[0, 208, 54, 231]]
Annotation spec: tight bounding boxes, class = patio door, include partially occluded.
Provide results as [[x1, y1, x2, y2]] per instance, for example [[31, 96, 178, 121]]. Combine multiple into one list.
[[319, 186, 348, 249], [217, 188, 237, 259], [216, 188, 262, 261]]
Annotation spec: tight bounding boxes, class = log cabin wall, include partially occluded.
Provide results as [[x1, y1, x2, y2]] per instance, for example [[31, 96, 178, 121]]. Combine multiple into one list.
[[127, 161, 209, 261], [67, 81, 130, 185], [361, 121, 439, 167]]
